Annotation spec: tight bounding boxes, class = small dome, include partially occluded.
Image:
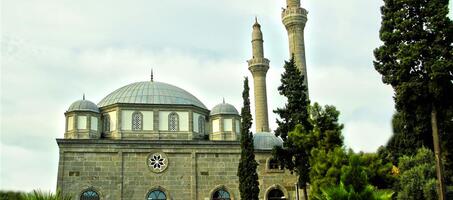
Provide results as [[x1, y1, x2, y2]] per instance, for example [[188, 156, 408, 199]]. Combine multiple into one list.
[[68, 99, 99, 113], [253, 132, 283, 150], [210, 102, 239, 116], [98, 81, 207, 109]]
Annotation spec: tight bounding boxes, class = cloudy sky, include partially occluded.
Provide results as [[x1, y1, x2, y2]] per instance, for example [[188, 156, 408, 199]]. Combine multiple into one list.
[[1, 0, 452, 192]]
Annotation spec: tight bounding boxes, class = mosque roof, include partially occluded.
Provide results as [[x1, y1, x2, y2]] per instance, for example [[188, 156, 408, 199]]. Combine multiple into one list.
[[210, 102, 239, 116], [67, 99, 100, 113], [98, 81, 207, 109], [253, 132, 283, 150]]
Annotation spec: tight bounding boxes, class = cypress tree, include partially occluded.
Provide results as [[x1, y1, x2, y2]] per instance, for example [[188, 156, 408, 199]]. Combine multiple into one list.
[[374, 0, 453, 197], [237, 77, 259, 200]]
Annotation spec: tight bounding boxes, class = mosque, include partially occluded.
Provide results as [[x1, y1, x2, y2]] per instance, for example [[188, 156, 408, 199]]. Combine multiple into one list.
[[56, 0, 310, 199]]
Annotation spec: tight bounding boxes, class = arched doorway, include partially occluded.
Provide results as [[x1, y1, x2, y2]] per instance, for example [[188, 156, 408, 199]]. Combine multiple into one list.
[[267, 188, 286, 200]]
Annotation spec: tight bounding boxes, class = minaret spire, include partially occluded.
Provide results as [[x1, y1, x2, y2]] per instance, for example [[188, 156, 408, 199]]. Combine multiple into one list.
[[282, 0, 309, 90], [247, 17, 270, 133], [151, 68, 154, 82]]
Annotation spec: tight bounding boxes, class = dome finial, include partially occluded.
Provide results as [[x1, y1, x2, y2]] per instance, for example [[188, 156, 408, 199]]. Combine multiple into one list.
[[150, 68, 154, 82], [83, 93, 85, 100]]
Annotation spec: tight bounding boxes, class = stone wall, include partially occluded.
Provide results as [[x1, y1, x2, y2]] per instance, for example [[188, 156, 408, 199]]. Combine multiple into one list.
[[56, 139, 300, 200]]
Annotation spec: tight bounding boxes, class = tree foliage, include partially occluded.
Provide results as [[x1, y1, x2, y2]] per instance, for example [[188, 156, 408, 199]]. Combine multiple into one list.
[[396, 148, 437, 200], [272, 56, 312, 198], [237, 77, 259, 200], [0, 190, 72, 200], [274, 56, 312, 140], [310, 103, 344, 152], [374, 0, 453, 185], [310, 147, 349, 195], [272, 56, 346, 199], [313, 154, 394, 200]]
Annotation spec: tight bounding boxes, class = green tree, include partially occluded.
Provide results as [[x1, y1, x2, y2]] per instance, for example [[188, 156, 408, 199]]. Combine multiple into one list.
[[359, 152, 396, 190], [397, 148, 437, 200], [272, 56, 312, 199], [274, 56, 312, 140], [313, 154, 394, 200], [237, 77, 259, 200], [310, 103, 344, 152], [373, 0, 453, 195], [381, 112, 422, 165], [309, 147, 349, 196]]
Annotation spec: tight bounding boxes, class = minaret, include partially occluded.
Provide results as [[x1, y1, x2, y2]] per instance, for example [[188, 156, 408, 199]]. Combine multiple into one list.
[[282, 0, 309, 88], [247, 18, 270, 133]]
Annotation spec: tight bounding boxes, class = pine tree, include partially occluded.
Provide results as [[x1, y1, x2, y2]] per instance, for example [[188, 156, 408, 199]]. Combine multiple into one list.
[[237, 77, 259, 200], [274, 57, 312, 140], [273, 56, 312, 199], [374, 0, 453, 197]]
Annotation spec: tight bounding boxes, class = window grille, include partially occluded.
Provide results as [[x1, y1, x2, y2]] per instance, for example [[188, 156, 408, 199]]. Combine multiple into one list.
[[198, 116, 205, 134], [168, 112, 179, 131], [212, 189, 230, 200], [80, 190, 100, 200], [103, 114, 110, 133], [132, 111, 143, 130], [147, 190, 166, 200]]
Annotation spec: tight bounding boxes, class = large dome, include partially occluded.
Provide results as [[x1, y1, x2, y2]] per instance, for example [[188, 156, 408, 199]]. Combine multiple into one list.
[[98, 81, 207, 109]]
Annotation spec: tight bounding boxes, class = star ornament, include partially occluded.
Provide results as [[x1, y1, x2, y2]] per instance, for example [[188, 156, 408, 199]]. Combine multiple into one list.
[[147, 152, 168, 173], [149, 154, 166, 170]]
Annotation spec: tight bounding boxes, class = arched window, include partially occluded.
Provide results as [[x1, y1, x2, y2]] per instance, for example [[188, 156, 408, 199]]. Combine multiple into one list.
[[268, 158, 279, 170], [103, 114, 110, 133], [267, 188, 285, 200], [80, 190, 100, 200], [147, 190, 166, 200], [212, 189, 230, 200], [168, 112, 179, 131], [198, 116, 205, 134], [132, 111, 143, 130]]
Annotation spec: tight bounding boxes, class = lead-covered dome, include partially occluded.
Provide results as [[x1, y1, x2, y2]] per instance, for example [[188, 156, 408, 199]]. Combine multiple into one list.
[[98, 81, 207, 109], [210, 102, 239, 116], [253, 132, 283, 150], [67, 99, 99, 113]]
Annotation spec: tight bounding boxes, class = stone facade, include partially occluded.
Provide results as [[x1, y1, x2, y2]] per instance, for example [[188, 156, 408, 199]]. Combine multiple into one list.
[[57, 140, 299, 200]]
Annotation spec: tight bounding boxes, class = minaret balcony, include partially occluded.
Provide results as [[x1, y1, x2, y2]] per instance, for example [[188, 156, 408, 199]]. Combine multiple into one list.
[[281, 7, 308, 19], [247, 58, 270, 67]]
